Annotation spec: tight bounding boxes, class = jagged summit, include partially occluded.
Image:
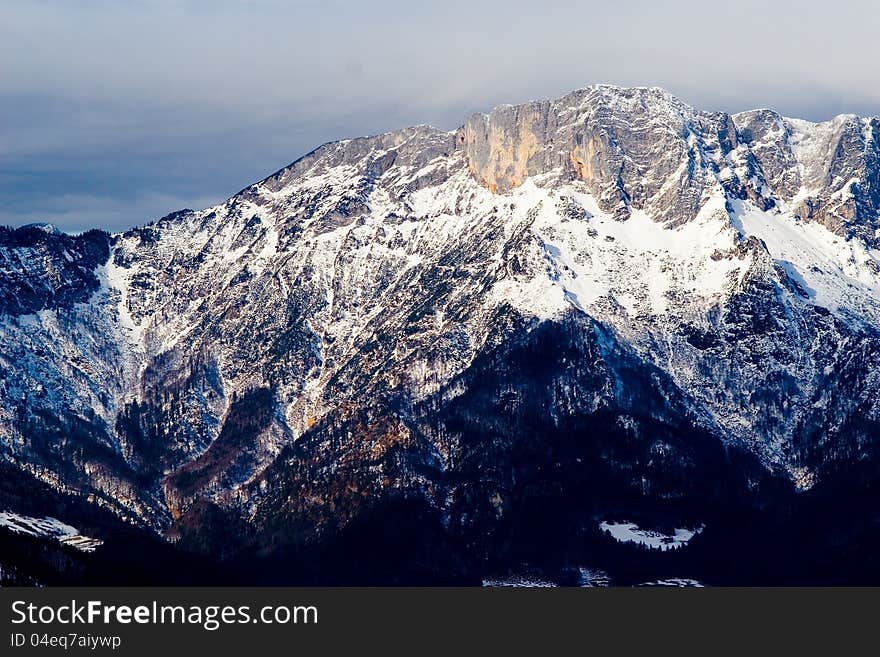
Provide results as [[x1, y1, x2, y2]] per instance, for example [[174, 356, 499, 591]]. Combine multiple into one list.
[[458, 86, 879, 241], [228, 85, 879, 255]]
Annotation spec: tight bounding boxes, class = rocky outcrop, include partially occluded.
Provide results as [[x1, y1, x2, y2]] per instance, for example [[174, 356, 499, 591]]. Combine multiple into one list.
[[459, 87, 737, 224], [733, 111, 880, 246], [0, 226, 109, 316], [458, 87, 880, 244]]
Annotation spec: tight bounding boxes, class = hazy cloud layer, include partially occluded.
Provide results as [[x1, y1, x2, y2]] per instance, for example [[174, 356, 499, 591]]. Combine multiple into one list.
[[3, 0, 879, 232]]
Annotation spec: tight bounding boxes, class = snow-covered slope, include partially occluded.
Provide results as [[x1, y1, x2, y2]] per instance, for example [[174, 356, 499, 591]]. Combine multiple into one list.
[[0, 510, 103, 552]]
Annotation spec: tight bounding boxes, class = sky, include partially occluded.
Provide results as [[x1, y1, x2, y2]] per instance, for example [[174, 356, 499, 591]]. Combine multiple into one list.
[[2, 0, 880, 233]]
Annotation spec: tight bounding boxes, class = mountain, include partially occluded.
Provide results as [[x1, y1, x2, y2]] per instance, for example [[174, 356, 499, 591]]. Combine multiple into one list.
[[2, 85, 880, 585]]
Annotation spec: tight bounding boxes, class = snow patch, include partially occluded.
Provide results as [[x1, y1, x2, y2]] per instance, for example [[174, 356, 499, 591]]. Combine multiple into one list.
[[0, 511, 103, 552], [600, 520, 703, 551], [482, 575, 558, 587], [95, 258, 144, 350], [639, 578, 705, 587]]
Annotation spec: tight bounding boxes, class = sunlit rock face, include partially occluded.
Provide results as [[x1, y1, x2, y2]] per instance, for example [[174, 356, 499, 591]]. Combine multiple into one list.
[[2, 85, 880, 584], [459, 87, 737, 225], [460, 86, 880, 241]]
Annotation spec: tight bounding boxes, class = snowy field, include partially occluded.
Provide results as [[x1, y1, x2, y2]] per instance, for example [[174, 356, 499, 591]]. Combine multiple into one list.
[[599, 520, 703, 551], [0, 510, 103, 552], [482, 575, 558, 587], [639, 579, 705, 587]]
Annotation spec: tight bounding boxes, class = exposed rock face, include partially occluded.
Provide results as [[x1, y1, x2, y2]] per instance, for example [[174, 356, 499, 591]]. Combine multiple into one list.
[[734, 111, 880, 245], [459, 87, 736, 225], [2, 85, 880, 584], [460, 86, 880, 242]]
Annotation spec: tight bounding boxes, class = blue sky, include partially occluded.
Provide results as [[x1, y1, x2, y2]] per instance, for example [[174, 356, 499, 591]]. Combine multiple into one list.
[[3, 0, 879, 233]]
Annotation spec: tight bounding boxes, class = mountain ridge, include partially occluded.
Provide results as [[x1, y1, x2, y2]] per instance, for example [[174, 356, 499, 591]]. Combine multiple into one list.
[[2, 84, 880, 584]]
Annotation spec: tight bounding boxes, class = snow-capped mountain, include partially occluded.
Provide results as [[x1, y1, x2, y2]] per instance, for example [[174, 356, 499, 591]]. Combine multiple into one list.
[[2, 85, 880, 584]]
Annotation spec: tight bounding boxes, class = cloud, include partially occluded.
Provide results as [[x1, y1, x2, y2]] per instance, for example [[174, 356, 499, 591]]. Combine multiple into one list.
[[0, 190, 222, 235], [2, 0, 879, 232]]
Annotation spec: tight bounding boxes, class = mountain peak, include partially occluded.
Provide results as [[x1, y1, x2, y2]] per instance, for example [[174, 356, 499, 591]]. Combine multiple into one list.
[[3, 83, 880, 585], [454, 85, 880, 245], [20, 222, 64, 235]]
